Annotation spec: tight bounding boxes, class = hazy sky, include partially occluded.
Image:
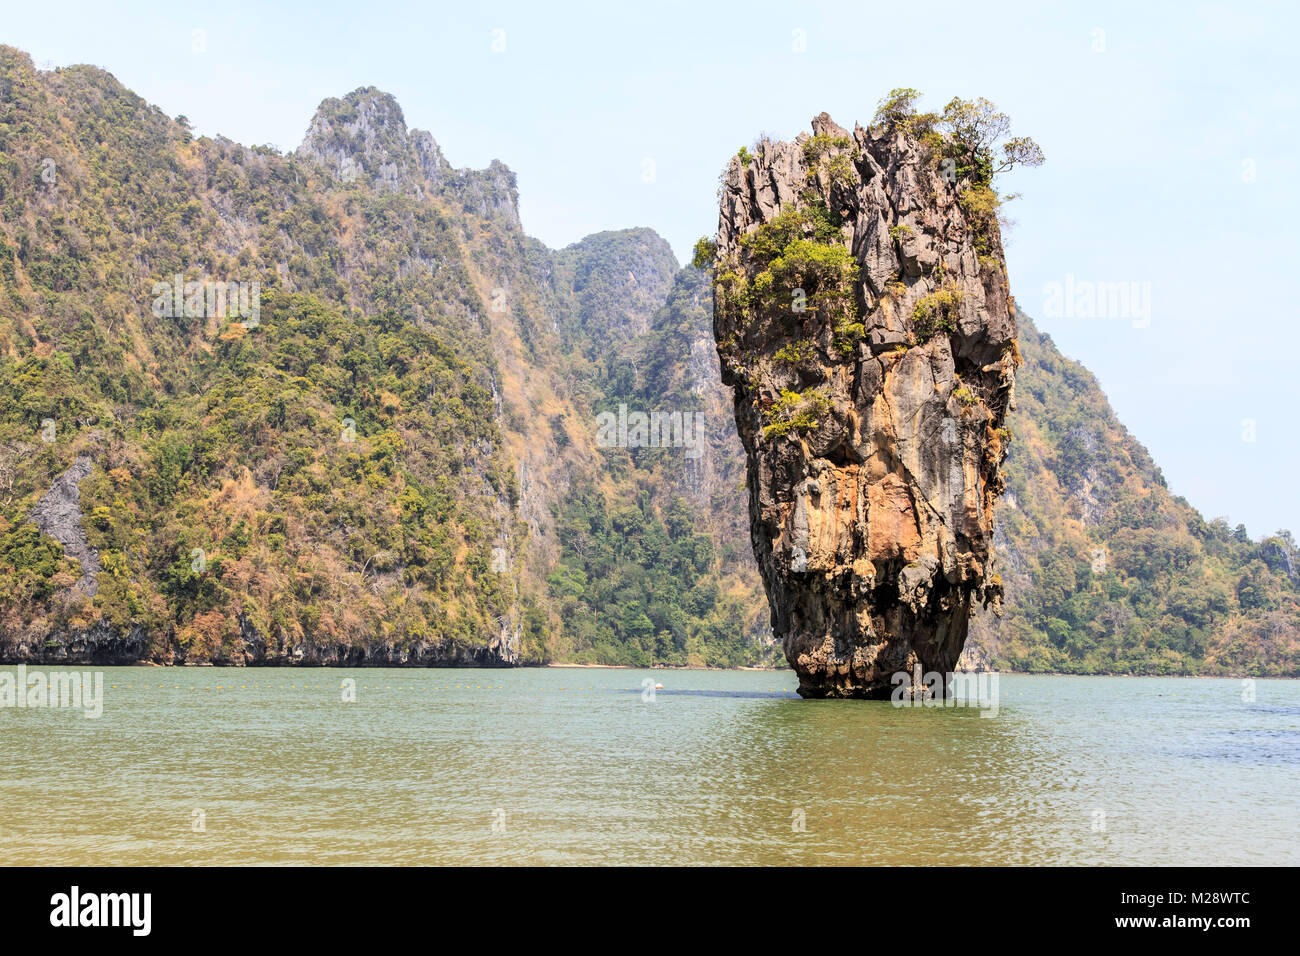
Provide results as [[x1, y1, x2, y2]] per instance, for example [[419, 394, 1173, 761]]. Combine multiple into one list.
[[5, 0, 1297, 538]]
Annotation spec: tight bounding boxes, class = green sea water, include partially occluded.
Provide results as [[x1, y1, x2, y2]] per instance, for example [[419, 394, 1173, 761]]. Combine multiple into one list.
[[1, 667, 1295, 865]]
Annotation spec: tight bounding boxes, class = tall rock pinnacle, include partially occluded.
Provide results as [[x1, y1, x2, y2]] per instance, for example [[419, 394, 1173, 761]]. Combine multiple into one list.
[[711, 110, 1019, 698]]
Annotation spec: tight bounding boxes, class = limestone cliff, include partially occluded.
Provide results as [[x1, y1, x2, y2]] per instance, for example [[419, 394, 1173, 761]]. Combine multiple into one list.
[[712, 112, 1017, 698], [295, 86, 521, 227], [29, 456, 99, 597]]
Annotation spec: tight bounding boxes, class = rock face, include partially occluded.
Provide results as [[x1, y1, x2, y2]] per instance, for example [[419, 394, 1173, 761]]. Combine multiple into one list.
[[30, 456, 100, 597], [296, 86, 521, 227], [712, 113, 1017, 698]]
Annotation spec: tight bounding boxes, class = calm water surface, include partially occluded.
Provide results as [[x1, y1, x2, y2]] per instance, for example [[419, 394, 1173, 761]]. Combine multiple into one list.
[[1, 668, 1296, 865]]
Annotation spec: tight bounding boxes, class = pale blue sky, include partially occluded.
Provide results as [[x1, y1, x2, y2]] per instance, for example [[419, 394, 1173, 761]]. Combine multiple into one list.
[[5, 0, 1298, 537]]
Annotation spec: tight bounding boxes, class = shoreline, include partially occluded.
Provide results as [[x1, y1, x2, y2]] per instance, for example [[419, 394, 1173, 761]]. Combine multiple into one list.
[[0, 658, 1290, 679]]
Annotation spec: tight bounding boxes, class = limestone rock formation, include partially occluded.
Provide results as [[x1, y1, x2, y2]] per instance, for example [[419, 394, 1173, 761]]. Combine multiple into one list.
[[712, 112, 1018, 698], [30, 456, 100, 598], [296, 86, 521, 226]]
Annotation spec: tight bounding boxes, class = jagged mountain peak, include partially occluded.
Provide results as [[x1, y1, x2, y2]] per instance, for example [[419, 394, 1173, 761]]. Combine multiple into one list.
[[809, 110, 851, 139], [297, 86, 445, 190], [317, 85, 408, 130], [295, 86, 519, 226]]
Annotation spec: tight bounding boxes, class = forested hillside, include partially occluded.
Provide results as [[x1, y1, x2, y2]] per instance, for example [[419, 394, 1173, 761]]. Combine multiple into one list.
[[0, 49, 531, 661], [544, 263, 776, 666], [0, 48, 768, 665], [967, 311, 1300, 675]]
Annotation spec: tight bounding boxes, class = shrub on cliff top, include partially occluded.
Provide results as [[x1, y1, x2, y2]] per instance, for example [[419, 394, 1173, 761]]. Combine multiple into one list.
[[873, 90, 1044, 190], [940, 97, 1044, 186], [872, 88, 939, 136]]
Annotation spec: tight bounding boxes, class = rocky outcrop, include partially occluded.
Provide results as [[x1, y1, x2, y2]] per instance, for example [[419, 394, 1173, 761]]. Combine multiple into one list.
[[9, 613, 519, 667], [29, 456, 100, 597], [295, 86, 520, 226], [4, 621, 149, 665], [712, 113, 1017, 698]]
